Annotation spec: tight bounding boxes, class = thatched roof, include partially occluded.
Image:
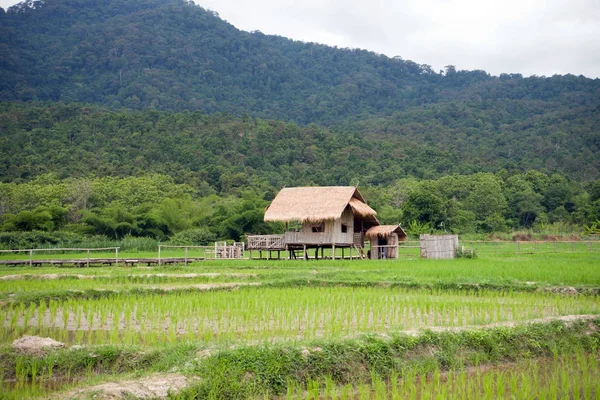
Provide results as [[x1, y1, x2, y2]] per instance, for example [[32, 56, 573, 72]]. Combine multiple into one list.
[[264, 186, 378, 223], [365, 225, 407, 241]]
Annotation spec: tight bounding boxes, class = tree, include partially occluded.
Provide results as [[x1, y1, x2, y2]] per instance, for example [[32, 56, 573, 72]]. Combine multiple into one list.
[[401, 189, 445, 227]]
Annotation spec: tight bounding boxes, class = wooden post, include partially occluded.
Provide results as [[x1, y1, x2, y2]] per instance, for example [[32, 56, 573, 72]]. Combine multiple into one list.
[[303, 244, 307, 261], [185, 247, 188, 266], [29, 249, 33, 267], [158, 245, 162, 266], [87, 249, 90, 268], [115, 247, 119, 267], [332, 245, 335, 260]]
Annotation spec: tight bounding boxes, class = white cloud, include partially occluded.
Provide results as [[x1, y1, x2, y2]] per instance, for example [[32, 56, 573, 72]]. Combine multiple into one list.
[[194, 0, 600, 78]]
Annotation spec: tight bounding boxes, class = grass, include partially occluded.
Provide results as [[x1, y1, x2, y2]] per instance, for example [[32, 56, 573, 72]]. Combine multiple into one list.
[[2, 251, 600, 286], [2, 319, 598, 399], [2, 286, 599, 347], [0, 250, 599, 398], [289, 351, 600, 399]]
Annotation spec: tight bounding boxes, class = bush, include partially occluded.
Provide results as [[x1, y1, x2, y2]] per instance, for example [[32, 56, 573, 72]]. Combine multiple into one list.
[[456, 246, 477, 258], [168, 227, 217, 246]]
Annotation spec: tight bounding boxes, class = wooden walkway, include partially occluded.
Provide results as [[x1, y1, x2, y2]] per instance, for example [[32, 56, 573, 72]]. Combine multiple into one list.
[[0, 257, 205, 267]]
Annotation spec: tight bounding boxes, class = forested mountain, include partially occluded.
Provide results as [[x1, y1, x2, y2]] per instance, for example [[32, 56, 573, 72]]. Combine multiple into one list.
[[1, 0, 599, 125], [1, 102, 598, 187], [0, 0, 599, 243]]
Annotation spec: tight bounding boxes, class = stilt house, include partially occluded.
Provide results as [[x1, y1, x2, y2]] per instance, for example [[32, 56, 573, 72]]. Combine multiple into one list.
[[247, 186, 380, 259]]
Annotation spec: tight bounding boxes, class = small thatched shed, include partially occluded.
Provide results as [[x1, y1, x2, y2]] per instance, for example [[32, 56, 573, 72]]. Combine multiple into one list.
[[365, 225, 407, 259]]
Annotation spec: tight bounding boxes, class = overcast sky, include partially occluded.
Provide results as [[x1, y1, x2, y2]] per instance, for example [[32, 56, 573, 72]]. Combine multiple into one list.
[[2, 0, 598, 78]]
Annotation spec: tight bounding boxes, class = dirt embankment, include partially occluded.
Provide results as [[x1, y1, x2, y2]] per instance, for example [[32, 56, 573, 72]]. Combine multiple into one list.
[[12, 335, 65, 356], [0, 272, 257, 281], [60, 373, 191, 399]]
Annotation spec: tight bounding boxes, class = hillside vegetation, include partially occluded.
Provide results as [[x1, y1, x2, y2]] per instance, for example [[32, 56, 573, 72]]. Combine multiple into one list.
[[0, 0, 598, 123], [0, 0, 599, 244]]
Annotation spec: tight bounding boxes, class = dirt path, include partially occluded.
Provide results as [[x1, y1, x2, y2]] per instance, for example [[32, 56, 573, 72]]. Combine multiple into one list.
[[58, 373, 192, 399], [397, 314, 599, 336], [0, 272, 257, 280]]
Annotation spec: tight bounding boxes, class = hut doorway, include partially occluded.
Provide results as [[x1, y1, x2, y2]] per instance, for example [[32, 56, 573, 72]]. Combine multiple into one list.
[[377, 238, 387, 259]]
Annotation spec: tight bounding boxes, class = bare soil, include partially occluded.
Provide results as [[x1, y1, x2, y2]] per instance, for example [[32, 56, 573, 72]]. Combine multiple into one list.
[[1, 272, 257, 281], [12, 335, 65, 356], [60, 373, 191, 399], [398, 314, 599, 336]]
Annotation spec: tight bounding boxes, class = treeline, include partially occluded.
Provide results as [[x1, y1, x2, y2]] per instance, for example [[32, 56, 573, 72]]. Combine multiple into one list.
[[0, 174, 278, 248], [364, 172, 600, 234], [1, 0, 599, 125], [1, 172, 598, 249]]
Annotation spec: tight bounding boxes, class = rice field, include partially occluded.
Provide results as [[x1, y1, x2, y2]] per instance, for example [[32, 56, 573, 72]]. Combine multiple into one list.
[[2, 286, 599, 347], [1, 249, 599, 399], [291, 351, 600, 399]]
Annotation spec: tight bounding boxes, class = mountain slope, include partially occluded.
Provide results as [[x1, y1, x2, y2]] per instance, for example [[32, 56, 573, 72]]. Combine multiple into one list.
[[1, 0, 599, 126], [1, 102, 598, 188]]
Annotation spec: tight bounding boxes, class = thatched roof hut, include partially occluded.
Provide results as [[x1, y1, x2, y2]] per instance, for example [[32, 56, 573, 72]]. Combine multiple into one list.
[[264, 186, 379, 226], [365, 225, 407, 241], [365, 224, 407, 260]]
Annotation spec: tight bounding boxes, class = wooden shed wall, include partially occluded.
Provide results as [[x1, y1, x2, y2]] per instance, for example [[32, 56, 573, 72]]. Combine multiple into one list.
[[419, 234, 459, 259]]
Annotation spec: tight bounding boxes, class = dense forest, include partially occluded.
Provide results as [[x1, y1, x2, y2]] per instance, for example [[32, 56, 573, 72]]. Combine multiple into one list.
[[0, 0, 599, 246], [1, 103, 598, 184], [1, 0, 599, 125], [1, 169, 599, 249]]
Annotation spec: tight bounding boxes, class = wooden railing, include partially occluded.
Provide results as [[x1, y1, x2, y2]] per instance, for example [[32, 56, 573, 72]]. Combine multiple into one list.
[[247, 234, 285, 249], [247, 232, 356, 249]]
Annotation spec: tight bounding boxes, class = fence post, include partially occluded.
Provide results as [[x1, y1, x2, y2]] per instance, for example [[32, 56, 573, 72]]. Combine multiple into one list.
[[29, 249, 33, 267], [115, 247, 119, 267], [185, 247, 188, 266], [158, 245, 162, 266], [87, 249, 90, 268]]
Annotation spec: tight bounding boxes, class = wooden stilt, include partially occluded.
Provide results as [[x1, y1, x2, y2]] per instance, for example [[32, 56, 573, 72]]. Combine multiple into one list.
[[303, 244, 307, 261], [332, 245, 336, 260]]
